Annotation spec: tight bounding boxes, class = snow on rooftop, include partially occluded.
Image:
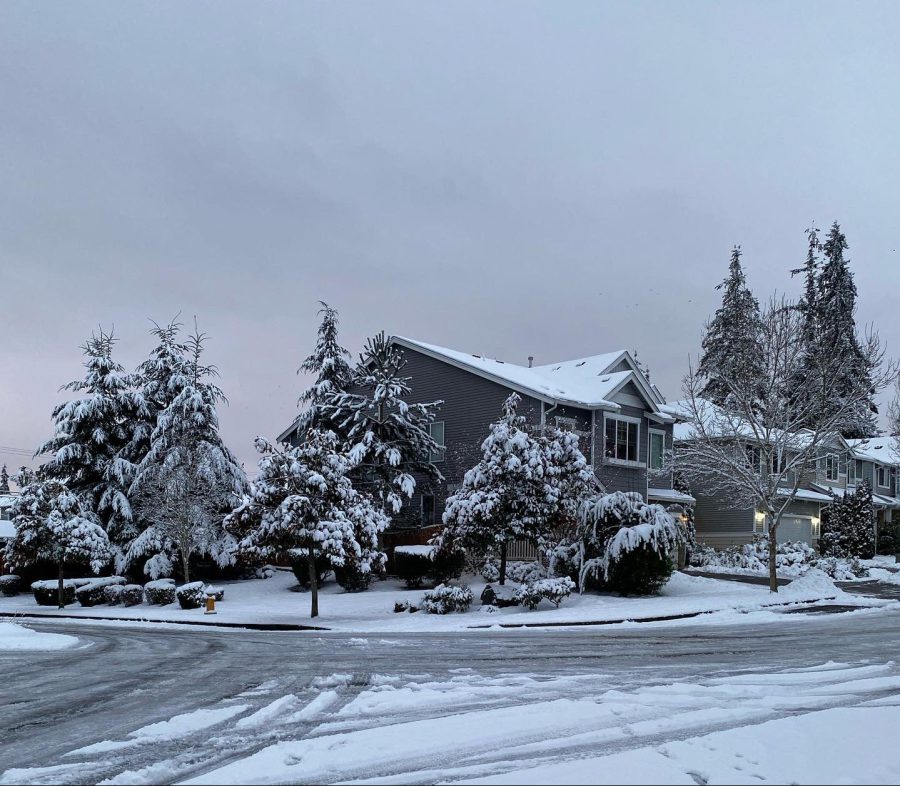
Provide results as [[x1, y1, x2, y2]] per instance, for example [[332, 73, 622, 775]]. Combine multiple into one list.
[[848, 437, 900, 466], [393, 337, 651, 410]]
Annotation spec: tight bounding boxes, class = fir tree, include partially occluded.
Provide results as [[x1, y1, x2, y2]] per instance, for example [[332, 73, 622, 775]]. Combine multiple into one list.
[[36, 330, 146, 548], [5, 470, 111, 607], [227, 430, 388, 618], [325, 332, 443, 517], [814, 223, 878, 438], [0, 465, 9, 494], [697, 246, 764, 409], [127, 323, 246, 581], [436, 394, 555, 584], [819, 481, 876, 559], [291, 302, 354, 440]]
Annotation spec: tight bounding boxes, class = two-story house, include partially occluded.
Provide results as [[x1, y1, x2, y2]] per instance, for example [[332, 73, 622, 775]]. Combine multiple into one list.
[[281, 336, 692, 535], [846, 437, 900, 536]]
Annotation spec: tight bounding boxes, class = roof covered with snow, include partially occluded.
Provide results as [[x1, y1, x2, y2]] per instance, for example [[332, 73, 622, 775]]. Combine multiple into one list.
[[393, 337, 664, 411], [848, 437, 900, 466], [0, 520, 15, 539], [0, 494, 16, 509]]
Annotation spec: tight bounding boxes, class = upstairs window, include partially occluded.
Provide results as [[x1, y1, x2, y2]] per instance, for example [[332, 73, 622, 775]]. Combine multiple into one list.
[[605, 416, 638, 462], [429, 421, 445, 463], [877, 465, 888, 488], [649, 430, 666, 471], [554, 416, 577, 432], [823, 454, 839, 482]]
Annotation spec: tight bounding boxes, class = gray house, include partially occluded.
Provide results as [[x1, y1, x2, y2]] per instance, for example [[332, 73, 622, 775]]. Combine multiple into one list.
[[354, 337, 691, 531], [846, 437, 900, 534]]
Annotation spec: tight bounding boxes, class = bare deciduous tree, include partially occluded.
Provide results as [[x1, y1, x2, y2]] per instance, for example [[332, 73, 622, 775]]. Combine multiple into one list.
[[675, 297, 896, 592]]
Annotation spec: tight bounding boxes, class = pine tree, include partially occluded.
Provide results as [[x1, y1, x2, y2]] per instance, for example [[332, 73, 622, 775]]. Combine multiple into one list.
[[819, 481, 876, 559], [291, 302, 354, 440], [813, 223, 878, 438], [127, 323, 246, 581], [0, 465, 9, 494], [436, 394, 555, 584], [227, 430, 388, 618], [325, 332, 443, 517], [5, 470, 111, 607], [36, 330, 146, 549], [698, 246, 765, 409], [542, 424, 600, 537]]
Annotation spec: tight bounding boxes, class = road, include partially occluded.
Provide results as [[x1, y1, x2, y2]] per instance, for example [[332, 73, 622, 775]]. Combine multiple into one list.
[[3, 607, 900, 784]]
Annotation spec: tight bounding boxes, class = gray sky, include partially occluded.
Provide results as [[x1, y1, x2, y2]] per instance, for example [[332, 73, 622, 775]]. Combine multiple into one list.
[[2, 1, 900, 472]]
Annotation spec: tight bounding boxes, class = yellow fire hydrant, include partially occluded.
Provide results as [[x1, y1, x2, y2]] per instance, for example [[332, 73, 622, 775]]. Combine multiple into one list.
[[204, 594, 217, 615]]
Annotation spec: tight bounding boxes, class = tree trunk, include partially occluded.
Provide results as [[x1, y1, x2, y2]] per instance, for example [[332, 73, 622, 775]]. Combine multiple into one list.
[[499, 541, 508, 586], [768, 517, 779, 593], [58, 562, 66, 609], [181, 550, 191, 584], [308, 545, 319, 618]]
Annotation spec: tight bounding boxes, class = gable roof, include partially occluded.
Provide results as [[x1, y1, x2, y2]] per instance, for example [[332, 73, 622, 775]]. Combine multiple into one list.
[[392, 336, 666, 412], [848, 437, 900, 467]]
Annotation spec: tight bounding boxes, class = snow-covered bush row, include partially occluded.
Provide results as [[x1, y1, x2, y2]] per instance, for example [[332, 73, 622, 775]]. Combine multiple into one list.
[[144, 578, 177, 605], [31, 580, 78, 606], [0, 575, 20, 596], [506, 561, 547, 585], [690, 538, 869, 579], [422, 584, 473, 614], [120, 585, 144, 606], [104, 584, 125, 604], [75, 576, 127, 607], [514, 577, 575, 610], [814, 556, 869, 581]]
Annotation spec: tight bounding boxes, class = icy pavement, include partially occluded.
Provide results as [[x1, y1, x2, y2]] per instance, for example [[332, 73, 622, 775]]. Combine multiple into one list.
[[3, 608, 900, 784]]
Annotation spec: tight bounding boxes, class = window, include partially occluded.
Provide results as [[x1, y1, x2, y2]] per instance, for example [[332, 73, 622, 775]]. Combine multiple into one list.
[[421, 495, 435, 526], [823, 454, 839, 482], [649, 430, 666, 471], [605, 416, 638, 462], [877, 465, 888, 488], [429, 421, 445, 463], [554, 416, 577, 432], [770, 450, 788, 476], [848, 459, 859, 484]]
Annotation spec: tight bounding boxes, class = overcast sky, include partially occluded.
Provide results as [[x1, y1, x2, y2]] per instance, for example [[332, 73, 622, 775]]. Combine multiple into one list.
[[2, 1, 899, 472]]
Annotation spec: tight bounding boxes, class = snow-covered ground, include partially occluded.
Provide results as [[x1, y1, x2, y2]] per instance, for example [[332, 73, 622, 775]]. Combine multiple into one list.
[[0, 569, 887, 632], [0, 619, 78, 650]]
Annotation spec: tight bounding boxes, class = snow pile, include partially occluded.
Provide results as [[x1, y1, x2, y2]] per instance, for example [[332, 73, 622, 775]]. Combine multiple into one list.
[[779, 569, 847, 602], [0, 620, 78, 651]]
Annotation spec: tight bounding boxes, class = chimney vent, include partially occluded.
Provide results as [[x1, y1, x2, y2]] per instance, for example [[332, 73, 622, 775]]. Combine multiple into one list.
[[528, 356, 534, 368]]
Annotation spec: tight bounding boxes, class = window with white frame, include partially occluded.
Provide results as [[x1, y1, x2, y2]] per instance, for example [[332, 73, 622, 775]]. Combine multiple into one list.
[[877, 465, 888, 488], [605, 415, 639, 462], [823, 454, 839, 482], [649, 430, 666, 471], [429, 421, 445, 463], [848, 459, 859, 483]]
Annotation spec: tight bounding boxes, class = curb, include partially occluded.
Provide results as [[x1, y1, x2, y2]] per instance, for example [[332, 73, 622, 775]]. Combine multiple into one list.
[[465, 597, 839, 629], [0, 610, 329, 632]]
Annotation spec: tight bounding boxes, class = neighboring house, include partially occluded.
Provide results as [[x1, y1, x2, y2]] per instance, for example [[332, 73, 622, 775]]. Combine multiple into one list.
[[282, 336, 692, 534], [846, 437, 900, 536], [0, 493, 16, 575]]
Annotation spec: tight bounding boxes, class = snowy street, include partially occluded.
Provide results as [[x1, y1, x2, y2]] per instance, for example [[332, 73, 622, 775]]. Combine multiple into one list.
[[4, 607, 900, 785]]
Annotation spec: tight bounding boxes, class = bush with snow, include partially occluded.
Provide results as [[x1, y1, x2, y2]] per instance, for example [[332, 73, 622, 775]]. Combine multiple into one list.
[[289, 550, 332, 589], [104, 584, 124, 605], [120, 585, 144, 606], [506, 561, 546, 585], [393, 547, 433, 589], [812, 556, 869, 581], [334, 562, 374, 593], [176, 581, 207, 609], [431, 546, 465, 584], [144, 578, 177, 605], [75, 576, 126, 607], [32, 580, 77, 606], [690, 537, 817, 573], [514, 577, 575, 610], [480, 556, 500, 582], [0, 575, 21, 596], [422, 584, 473, 614]]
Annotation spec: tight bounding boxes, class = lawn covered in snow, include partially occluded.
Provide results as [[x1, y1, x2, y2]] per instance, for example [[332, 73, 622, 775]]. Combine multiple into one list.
[[0, 620, 78, 650], [0, 568, 888, 632]]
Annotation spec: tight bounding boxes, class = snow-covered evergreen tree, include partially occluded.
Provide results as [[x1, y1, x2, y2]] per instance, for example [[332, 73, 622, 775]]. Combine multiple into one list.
[[542, 424, 601, 538], [813, 223, 878, 438], [697, 246, 764, 409], [127, 324, 246, 581], [819, 481, 875, 559], [436, 393, 554, 584], [36, 330, 145, 550], [227, 430, 387, 618], [5, 470, 111, 607], [325, 332, 443, 517], [0, 464, 9, 494], [290, 302, 354, 440]]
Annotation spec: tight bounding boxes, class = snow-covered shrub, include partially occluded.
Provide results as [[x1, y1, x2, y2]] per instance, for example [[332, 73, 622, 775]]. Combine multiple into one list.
[[31, 580, 76, 606], [334, 562, 374, 593], [0, 575, 21, 596], [145, 578, 177, 605], [691, 537, 817, 573], [142, 554, 174, 582], [481, 556, 500, 582], [549, 540, 581, 586], [422, 584, 473, 614], [393, 546, 433, 588], [120, 585, 144, 606], [104, 584, 124, 605], [176, 581, 207, 609], [506, 561, 546, 585], [254, 565, 276, 580], [289, 550, 332, 589], [75, 576, 126, 607], [813, 556, 869, 581], [431, 546, 465, 583], [393, 600, 419, 613], [578, 492, 681, 595], [514, 577, 575, 610]]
